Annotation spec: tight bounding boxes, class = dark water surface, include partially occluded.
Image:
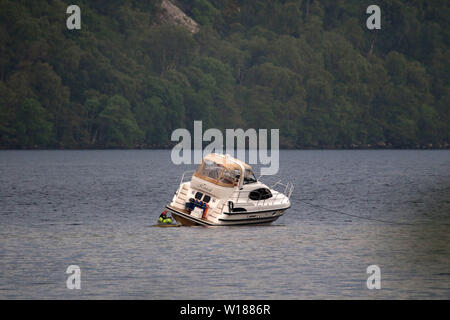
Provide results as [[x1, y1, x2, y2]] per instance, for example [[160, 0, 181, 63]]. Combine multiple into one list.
[[0, 150, 449, 299]]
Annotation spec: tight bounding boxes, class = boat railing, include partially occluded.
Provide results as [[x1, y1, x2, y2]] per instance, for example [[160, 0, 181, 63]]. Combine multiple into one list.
[[270, 179, 295, 199], [180, 169, 294, 208], [180, 170, 195, 185]]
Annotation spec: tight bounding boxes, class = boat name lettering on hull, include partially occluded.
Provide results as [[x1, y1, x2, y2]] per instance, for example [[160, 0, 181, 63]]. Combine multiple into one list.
[[198, 183, 212, 193]]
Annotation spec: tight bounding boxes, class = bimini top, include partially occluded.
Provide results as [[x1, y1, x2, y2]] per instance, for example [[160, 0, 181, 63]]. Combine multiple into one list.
[[193, 153, 253, 188]]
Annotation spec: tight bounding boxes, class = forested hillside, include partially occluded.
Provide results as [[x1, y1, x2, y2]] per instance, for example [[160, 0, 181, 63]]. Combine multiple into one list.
[[0, 0, 449, 148]]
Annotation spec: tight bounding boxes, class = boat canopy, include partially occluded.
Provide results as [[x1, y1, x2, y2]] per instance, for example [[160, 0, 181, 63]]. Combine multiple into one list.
[[193, 153, 253, 188]]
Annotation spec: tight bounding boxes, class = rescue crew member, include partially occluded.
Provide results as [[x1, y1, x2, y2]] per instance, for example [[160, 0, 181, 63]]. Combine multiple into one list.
[[158, 211, 173, 224]]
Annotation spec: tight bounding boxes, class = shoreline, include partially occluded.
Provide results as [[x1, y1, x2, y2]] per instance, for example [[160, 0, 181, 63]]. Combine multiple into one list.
[[1, 145, 449, 151]]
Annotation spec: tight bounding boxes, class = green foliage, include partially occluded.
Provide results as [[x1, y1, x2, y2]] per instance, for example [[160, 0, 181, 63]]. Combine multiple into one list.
[[15, 98, 53, 147], [0, 0, 449, 149], [97, 95, 143, 147], [190, 0, 219, 26]]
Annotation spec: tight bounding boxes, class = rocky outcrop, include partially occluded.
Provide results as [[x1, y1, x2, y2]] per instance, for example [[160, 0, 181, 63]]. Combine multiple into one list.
[[159, 0, 199, 33]]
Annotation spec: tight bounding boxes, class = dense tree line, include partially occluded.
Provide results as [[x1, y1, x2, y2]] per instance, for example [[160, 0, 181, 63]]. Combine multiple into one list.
[[0, 0, 448, 149]]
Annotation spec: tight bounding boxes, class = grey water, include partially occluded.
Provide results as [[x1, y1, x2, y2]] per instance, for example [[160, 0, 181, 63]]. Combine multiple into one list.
[[0, 150, 449, 299]]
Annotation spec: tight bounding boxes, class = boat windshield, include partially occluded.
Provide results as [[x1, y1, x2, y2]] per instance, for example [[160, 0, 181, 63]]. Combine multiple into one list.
[[243, 168, 257, 184]]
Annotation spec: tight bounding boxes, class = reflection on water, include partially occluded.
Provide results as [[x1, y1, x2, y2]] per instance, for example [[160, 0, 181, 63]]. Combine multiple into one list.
[[0, 150, 449, 299]]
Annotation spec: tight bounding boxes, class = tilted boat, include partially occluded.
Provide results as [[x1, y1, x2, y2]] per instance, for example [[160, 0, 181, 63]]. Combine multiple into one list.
[[165, 153, 293, 226]]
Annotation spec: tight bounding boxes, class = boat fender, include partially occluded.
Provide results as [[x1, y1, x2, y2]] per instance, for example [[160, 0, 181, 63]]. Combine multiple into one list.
[[202, 203, 209, 219], [228, 201, 234, 212]]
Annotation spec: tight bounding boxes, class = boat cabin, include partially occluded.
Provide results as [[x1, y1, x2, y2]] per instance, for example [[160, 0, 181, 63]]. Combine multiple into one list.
[[193, 153, 258, 188]]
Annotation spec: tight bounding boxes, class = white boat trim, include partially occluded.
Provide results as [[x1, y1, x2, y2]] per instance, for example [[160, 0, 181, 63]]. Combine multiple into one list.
[[166, 205, 288, 226]]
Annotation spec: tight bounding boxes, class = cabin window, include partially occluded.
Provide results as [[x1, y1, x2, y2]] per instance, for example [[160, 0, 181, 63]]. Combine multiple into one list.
[[199, 159, 221, 180], [203, 195, 211, 203], [249, 188, 272, 201], [219, 169, 237, 185], [195, 192, 203, 200]]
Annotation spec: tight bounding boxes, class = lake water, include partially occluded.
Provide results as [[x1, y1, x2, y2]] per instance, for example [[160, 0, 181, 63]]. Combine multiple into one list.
[[0, 150, 449, 299]]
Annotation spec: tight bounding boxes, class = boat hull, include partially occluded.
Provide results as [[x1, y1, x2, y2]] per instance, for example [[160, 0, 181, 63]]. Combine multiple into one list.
[[166, 205, 288, 226]]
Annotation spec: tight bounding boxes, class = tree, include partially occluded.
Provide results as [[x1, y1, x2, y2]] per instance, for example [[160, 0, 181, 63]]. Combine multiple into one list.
[[97, 95, 143, 147], [147, 25, 197, 74], [15, 98, 53, 147], [0, 0, 448, 149]]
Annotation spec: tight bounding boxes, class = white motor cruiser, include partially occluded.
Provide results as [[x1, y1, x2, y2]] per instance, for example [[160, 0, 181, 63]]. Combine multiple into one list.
[[165, 153, 293, 226]]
